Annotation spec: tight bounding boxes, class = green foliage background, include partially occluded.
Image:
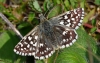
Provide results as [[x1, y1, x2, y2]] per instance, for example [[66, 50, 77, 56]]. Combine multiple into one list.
[[0, 0, 100, 63]]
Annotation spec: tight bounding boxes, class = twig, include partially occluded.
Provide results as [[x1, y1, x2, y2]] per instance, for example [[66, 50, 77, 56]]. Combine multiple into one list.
[[0, 12, 23, 39], [0, 12, 35, 63]]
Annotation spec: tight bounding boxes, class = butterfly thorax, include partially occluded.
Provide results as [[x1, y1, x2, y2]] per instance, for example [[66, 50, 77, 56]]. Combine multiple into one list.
[[39, 14, 58, 48], [39, 14, 53, 36]]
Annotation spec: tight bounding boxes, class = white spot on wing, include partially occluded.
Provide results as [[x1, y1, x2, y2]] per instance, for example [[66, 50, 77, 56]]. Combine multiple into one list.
[[74, 9, 77, 14], [44, 50, 47, 52], [66, 23, 71, 27], [16, 51, 19, 54], [67, 19, 70, 22], [76, 16, 78, 18], [28, 36, 32, 40], [30, 41, 33, 44], [82, 14, 84, 16], [71, 18, 75, 20], [14, 49, 16, 52], [24, 48, 26, 50], [76, 35, 78, 39], [19, 52, 21, 55], [21, 48, 23, 51], [63, 31, 66, 35], [22, 53, 24, 56], [25, 53, 27, 56], [78, 23, 81, 26], [35, 36, 38, 39], [29, 47, 32, 51], [73, 22, 76, 24], [33, 42, 37, 46], [82, 12, 84, 14], [71, 14, 73, 17], [69, 36, 72, 40], [35, 56, 39, 59], [48, 53, 51, 57], [82, 8, 84, 11], [29, 53, 32, 55], [46, 48, 49, 51], [41, 52, 44, 54], [75, 26, 79, 29], [72, 39, 76, 43], [78, 14, 80, 16], [40, 56, 44, 59], [80, 20, 83, 22], [61, 45, 65, 48], [18, 42, 23, 47], [60, 21, 64, 25], [67, 11, 70, 14], [70, 32, 72, 35], [66, 44, 70, 47], [64, 15, 68, 19], [45, 55, 48, 58], [51, 51, 54, 54], [32, 52, 35, 55], [63, 39, 66, 42], [70, 43, 73, 45], [27, 44, 30, 48], [40, 43, 43, 47], [81, 17, 84, 19]]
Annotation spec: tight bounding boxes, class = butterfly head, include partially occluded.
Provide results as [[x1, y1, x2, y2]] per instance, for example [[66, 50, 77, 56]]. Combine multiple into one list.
[[39, 14, 47, 22]]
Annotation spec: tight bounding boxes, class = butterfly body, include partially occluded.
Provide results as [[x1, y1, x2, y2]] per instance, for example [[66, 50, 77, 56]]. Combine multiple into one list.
[[14, 8, 84, 59]]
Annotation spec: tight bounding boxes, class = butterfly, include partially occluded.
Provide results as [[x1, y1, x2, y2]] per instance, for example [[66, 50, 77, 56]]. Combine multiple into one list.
[[14, 8, 84, 59]]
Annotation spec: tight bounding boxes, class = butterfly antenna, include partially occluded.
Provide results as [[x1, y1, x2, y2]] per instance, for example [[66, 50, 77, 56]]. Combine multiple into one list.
[[44, 4, 53, 17]]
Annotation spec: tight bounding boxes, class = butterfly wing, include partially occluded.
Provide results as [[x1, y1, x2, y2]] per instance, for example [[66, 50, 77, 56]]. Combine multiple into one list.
[[14, 26, 39, 56], [34, 36, 55, 59], [14, 26, 55, 59], [53, 26, 78, 49], [49, 8, 84, 29]]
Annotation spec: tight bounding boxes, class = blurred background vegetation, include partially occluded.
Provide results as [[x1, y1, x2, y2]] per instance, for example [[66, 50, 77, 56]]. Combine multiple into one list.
[[0, 0, 100, 63]]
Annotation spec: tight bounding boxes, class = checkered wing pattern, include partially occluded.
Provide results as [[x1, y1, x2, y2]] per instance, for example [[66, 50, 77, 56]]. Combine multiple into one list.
[[50, 8, 84, 29], [14, 8, 84, 60], [53, 26, 78, 49], [14, 26, 39, 56], [14, 26, 55, 59]]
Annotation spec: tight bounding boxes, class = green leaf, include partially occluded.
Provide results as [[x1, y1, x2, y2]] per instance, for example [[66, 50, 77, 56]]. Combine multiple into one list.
[[17, 22, 32, 29], [43, 0, 53, 11], [80, 0, 85, 8], [36, 60, 44, 63], [64, 0, 70, 9], [47, 5, 62, 19], [33, 0, 42, 12], [91, 19, 96, 26], [95, 0, 100, 5], [70, 0, 77, 8], [29, 0, 42, 12], [0, 0, 5, 3], [83, 8, 95, 23], [52, 0, 61, 5], [90, 27, 97, 33], [3, 11, 18, 21], [0, 60, 5, 63], [27, 12, 35, 22], [0, 30, 20, 63]]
